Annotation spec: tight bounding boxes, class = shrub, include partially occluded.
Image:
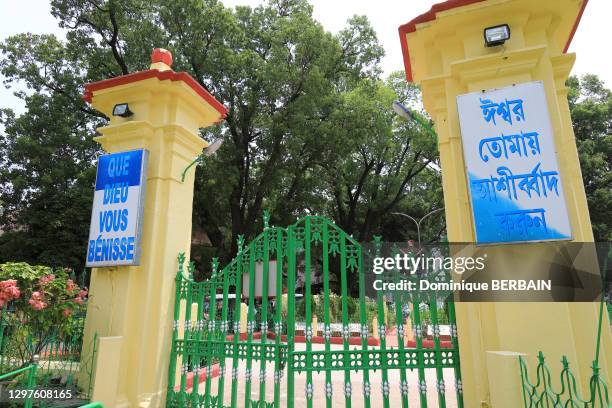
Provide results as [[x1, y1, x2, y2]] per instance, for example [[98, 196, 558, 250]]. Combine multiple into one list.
[[0, 262, 88, 368]]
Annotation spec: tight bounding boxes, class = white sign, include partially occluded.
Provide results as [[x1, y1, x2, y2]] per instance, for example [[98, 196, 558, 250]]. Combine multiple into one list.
[[456, 81, 572, 244], [86, 149, 148, 266]]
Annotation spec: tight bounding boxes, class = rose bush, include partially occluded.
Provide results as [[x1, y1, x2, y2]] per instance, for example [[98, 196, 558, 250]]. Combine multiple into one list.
[[0, 262, 88, 367]]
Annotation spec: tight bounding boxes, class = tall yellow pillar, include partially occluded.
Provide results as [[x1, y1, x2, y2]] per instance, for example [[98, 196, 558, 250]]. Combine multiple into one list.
[[81, 48, 227, 407], [399, 0, 611, 406]]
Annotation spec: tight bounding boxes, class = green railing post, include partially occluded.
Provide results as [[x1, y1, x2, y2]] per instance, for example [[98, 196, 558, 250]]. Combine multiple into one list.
[[304, 218, 313, 408], [230, 235, 245, 408], [447, 300, 464, 408], [322, 222, 333, 408], [355, 233, 371, 408], [0, 362, 38, 408], [243, 238, 256, 407], [287, 226, 296, 408], [216, 258, 231, 407], [202, 263, 217, 407], [342, 233, 355, 408], [273, 227, 284, 408], [258, 216, 271, 407], [373, 236, 391, 408], [390, 244, 410, 408], [86, 332, 99, 399], [24, 356, 38, 408], [413, 295, 428, 407], [166, 253, 185, 404]]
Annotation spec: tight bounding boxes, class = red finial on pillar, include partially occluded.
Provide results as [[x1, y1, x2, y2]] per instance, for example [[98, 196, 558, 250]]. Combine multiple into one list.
[[150, 48, 173, 71]]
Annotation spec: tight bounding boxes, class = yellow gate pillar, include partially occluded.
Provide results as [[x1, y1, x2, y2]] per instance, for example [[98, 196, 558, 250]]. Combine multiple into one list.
[[81, 48, 227, 407], [399, 0, 611, 406]]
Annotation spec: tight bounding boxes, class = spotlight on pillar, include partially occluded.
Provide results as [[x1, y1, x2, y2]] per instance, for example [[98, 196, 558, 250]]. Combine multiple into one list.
[[484, 24, 510, 47], [112, 103, 133, 118]]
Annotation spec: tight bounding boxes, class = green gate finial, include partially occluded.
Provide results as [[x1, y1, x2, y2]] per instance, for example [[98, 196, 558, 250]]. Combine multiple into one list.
[[177, 252, 186, 279], [237, 235, 245, 253], [188, 261, 195, 280], [561, 355, 569, 369], [211, 257, 219, 278], [373, 235, 382, 253], [537, 351, 545, 364], [263, 210, 270, 229]]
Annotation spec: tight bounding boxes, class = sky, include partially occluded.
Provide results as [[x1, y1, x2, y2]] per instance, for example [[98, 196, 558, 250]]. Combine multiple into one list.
[[0, 0, 610, 116]]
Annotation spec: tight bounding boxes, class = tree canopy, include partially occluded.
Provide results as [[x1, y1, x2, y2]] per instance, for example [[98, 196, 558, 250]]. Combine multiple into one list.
[[0, 0, 609, 280], [567, 74, 612, 241]]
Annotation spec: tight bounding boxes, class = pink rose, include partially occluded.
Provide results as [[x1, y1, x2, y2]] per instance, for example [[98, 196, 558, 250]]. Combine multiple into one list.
[[66, 279, 76, 292], [39, 274, 55, 285], [63, 308, 72, 317], [28, 299, 47, 310], [28, 291, 47, 310], [0, 279, 21, 304], [7, 286, 20, 298]]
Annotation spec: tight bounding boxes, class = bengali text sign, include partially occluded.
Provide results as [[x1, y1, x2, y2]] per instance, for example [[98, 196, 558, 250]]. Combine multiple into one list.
[[457, 81, 572, 244]]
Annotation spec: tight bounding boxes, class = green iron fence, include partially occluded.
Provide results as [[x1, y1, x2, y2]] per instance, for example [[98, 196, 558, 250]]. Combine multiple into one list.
[[519, 245, 611, 408], [167, 214, 463, 407], [519, 352, 609, 407], [0, 362, 38, 408], [0, 311, 98, 405]]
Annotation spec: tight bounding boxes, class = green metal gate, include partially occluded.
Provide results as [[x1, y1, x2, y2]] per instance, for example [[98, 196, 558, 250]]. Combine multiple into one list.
[[166, 215, 463, 407]]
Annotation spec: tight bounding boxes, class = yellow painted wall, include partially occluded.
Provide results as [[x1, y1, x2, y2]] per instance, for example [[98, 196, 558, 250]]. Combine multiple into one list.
[[402, 0, 611, 405]]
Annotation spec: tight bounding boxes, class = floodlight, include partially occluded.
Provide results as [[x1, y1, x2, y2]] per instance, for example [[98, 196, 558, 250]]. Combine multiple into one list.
[[484, 24, 510, 47], [112, 103, 133, 118]]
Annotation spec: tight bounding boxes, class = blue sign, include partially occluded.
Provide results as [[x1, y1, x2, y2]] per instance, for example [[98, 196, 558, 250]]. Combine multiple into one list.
[[86, 149, 148, 266], [457, 81, 572, 244]]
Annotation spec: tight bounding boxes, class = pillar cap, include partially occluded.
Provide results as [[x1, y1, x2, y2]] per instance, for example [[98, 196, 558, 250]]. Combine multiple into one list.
[[398, 0, 589, 82], [82, 48, 228, 121]]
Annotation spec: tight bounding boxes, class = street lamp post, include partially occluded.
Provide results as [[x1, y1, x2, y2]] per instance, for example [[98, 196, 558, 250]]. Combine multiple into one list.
[[181, 138, 224, 182], [392, 208, 444, 247], [391, 100, 444, 246], [392, 100, 438, 140]]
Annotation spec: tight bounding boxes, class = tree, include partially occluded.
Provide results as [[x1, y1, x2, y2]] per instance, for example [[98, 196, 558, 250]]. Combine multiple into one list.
[[567, 74, 611, 241], [317, 74, 441, 242], [160, 1, 385, 260], [0, 0, 387, 274], [0, 33, 102, 271], [5, 1, 606, 281]]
